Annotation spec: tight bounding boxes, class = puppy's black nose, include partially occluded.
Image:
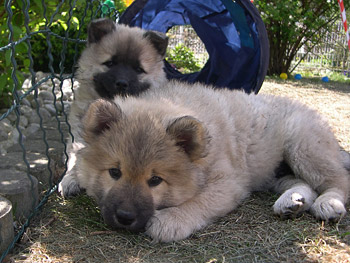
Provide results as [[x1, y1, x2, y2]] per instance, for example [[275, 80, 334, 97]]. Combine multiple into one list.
[[116, 210, 136, 226], [115, 80, 129, 90]]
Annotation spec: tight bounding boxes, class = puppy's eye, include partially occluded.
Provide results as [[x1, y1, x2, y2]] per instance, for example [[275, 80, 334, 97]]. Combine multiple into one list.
[[109, 168, 122, 180], [103, 60, 114, 68], [135, 66, 146, 74], [148, 175, 163, 187]]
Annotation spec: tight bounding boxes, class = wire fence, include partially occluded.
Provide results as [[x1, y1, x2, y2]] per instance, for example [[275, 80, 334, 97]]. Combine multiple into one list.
[[0, 1, 120, 261], [291, 22, 350, 75], [168, 23, 350, 76], [167, 26, 209, 68]]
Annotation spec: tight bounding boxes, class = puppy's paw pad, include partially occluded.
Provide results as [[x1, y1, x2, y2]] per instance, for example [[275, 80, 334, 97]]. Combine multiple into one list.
[[310, 197, 346, 222]]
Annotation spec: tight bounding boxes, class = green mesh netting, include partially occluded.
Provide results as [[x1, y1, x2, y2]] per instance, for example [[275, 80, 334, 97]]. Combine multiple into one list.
[[0, 1, 122, 260]]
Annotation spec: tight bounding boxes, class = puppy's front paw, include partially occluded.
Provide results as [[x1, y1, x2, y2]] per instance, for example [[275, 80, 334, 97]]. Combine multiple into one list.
[[273, 187, 317, 218], [310, 195, 346, 222], [145, 207, 194, 242], [58, 173, 82, 198]]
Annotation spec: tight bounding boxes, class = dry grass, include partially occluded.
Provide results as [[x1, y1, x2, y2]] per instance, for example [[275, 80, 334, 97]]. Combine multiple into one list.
[[6, 78, 350, 263]]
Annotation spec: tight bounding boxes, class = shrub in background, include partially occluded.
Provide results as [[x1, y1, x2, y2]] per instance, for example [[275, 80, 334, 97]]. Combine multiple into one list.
[[166, 43, 201, 73]]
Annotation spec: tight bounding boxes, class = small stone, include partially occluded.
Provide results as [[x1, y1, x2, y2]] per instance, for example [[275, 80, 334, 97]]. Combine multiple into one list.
[[55, 101, 64, 112], [19, 115, 29, 128], [30, 97, 43, 109], [0, 130, 7, 141], [56, 94, 68, 102], [39, 107, 52, 122], [43, 99, 56, 105], [38, 90, 54, 101], [24, 123, 41, 136], [0, 145, 5, 155], [0, 119, 13, 133], [29, 111, 40, 124], [35, 71, 45, 81], [19, 105, 33, 119], [8, 128, 26, 144], [21, 98, 31, 107], [22, 78, 32, 90], [67, 95, 74, 102], [62, 79, 73, 91], [25, 93, 33, 104], [41, 84, 52, 91], [16, 90, 24, 97], [62, 102, 71, 113], [0, 140, 14, 155], [6, 111, 17, 123], [29, 108, 51, 123], [44, 104, 57, 116]]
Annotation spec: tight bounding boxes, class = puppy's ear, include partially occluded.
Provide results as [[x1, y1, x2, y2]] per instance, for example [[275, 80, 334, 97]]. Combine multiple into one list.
[[82, 99, 123, 142], [88, 18, 116, 44], [143, 31, 169, 57], [166, 116, 210, 161]]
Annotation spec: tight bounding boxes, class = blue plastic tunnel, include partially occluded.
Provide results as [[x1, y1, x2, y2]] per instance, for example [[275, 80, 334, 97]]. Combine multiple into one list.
[[119, 0, 269, 93]]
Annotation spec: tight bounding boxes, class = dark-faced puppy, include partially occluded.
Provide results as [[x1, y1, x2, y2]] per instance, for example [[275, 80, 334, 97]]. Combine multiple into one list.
[[87, 19, 168, 98], [77, 18, 168, 101]]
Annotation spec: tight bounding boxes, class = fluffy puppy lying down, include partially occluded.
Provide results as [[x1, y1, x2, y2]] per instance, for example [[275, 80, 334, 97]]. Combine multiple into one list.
[[76, 81, 349, 242]]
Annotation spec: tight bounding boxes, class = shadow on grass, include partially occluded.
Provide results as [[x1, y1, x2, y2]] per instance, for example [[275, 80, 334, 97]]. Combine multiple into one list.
[[8, 191, 350, 263]]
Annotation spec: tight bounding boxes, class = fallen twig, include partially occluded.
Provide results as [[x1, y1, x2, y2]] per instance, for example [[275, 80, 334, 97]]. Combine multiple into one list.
[[89, 230, 116, 236]]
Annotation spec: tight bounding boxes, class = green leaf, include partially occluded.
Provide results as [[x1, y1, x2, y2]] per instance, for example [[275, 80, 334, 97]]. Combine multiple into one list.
[[15, 42, 28, 54], [0, 74, 8, 92], [57, 19, 68, 31], [23, 58, 31, 68], [32, 0, 44, 13], [5, 49, 12, 67], [11, 25, 23, 39]]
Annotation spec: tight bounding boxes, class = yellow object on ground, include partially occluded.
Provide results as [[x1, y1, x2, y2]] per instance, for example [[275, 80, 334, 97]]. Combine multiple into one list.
[[280, 73, 288, 80]]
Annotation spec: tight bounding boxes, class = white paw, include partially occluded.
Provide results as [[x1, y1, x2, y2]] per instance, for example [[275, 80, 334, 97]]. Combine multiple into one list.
[[310, 195, 346, 222], [58, 173, 82, 198], [273, 187, 317, 218], [145, 208, 194, 242]]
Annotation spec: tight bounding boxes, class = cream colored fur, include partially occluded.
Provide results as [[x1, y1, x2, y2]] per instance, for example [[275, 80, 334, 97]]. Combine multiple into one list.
[[77, 81, 349, 242], [59, 21, 349, 242]]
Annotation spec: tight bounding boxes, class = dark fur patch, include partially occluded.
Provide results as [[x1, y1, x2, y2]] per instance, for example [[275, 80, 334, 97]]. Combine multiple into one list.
[[274, 160, 294, 178], [93, 54, 150, 98], [88, 19, 116, 44], [143, 31, 168, 57], [166, 116, 210, 161]]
